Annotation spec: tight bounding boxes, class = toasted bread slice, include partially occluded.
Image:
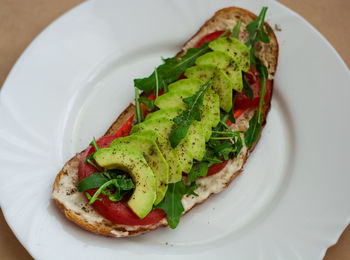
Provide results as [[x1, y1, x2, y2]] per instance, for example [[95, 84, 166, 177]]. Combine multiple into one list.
[[52, 6, 278, 237]]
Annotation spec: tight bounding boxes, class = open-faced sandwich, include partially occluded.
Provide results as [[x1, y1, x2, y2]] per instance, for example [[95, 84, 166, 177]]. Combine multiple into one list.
[[52, 6, 278, 237]]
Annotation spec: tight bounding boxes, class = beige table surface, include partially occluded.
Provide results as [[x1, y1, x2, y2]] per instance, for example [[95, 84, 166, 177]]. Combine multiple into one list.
[[1, 0, 349, 259]]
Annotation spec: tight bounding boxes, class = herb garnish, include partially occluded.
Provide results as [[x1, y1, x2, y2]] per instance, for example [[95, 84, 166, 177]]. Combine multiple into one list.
[[231, 21, 242, 38], [84, 138, 103, 170], [188, 112, 243, 183], [243, 60, 268, 148], [156, 180, 198, 229], [169, 79, 213, 148], [208, 119, 243, 160], [78, 171, 134, 204], [134, 88, 144, 124], [187, 156, 222, 183], [134, 44, 210, 92], [245, 7, 270, 62], [138, 97, 155, 111], [78, 172, 109, 191], [243, 6, 270, 147], [90, 137, 99, 151], [242, 75, 254, 100]]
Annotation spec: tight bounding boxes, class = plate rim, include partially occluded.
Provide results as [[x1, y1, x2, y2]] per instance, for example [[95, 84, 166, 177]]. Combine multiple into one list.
[[1, 0, 350, 259]]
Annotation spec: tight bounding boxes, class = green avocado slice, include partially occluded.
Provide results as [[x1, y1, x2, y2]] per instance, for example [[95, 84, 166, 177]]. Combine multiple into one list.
[[145, 107, 184, 121], [208, 37, 250, 72], [145, 107, 206, 161], [167, 78, 220, 129], [196, 51, 243, 92], [131, 118, 193, 173], [154, 90, 193, 110], [93, 147, 156, 219], [154, 89, 213, 141], [109, 135, 168, 205], [185, 64, 233, 112], [133, 129, 182, 183]]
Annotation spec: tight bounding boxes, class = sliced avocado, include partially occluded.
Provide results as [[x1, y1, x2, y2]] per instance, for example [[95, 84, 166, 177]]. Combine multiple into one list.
[[205, 89, 221, 128], [168, 78, 205, 93], [145, 107, 184, 121], [185, 64, 233, 112], [109, 135, 168, 205], [93, 147, 156, 219], [133, 129, 182, 183], [196, 51, 232, 68], [131, 118, 193, 173], [208, 37, 250, 72], [168, 78, 220, 129], [195, 51, 243, 92], [154, 87, 214, 141], [154, 90, 193, 110], [187, 121, 206, 161], [145, 107, 206, 161]]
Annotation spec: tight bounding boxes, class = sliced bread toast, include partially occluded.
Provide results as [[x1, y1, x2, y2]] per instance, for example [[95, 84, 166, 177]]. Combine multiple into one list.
[[52, 6, 278, 237]]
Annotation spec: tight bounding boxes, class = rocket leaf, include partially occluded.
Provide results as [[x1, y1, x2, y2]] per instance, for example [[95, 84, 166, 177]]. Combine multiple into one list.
[[134, 44, 210, 92], [169, 79, 212, 148]]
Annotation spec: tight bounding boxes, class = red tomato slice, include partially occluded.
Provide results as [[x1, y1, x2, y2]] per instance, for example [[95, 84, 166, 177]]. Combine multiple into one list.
[[234, 67, 272, 111], [79, 135, 165, 226], [147, 89, 164, 101], [207, 159, 229, 176], [86, 191, 165, 225], [194, 30, 225, 47], [114, 115, 134, 138]]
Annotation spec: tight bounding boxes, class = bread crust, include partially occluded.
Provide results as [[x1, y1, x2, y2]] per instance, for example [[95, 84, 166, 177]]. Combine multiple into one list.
[[52, 6, 278, 237]]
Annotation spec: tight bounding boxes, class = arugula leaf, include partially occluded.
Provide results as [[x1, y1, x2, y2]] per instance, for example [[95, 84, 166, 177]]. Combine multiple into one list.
[[206, 111, 244, 161], [231, 21, 242, 38], [255, 58, 268, 123], [228, 92, 237, 124], [242, 75, 254, 100], [163, 82, 169, 93], [246, 7, 270, 66], [188, 161, 210, 182], [169, 79, 212, 148], [244, 58, 267, 146], [185, 182, 198, 196], [244, 111, 262, 147], [85, 192, 102, 201], [78, 170, 134, 204], [154, 67, 160, 98], [89, 175, 134, 204], [187, 148, 224, 183], [156, 181, 197, 229], [83, 138, 103, 170], [186, 113, 243, 184], [228, 107, 236, 124], [90, 137, 99, 151], [212, 142, 234, 160], [243, 7, 271, 147], [169, 118, 192, 148], [134, 43, 210, 92], [246, 7, 270, 47], [209, 131, 243, 159], [101, 176, 134, 202], [220, 29, 232, 38], [134, 88, 144, 124], [84, 153, 94, 165], [78, 172, 108, 192], [138, 97, 155, 111]]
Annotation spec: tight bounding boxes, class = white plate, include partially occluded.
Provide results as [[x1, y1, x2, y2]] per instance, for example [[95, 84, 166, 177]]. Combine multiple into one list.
[[1, 0, 350, 259]]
